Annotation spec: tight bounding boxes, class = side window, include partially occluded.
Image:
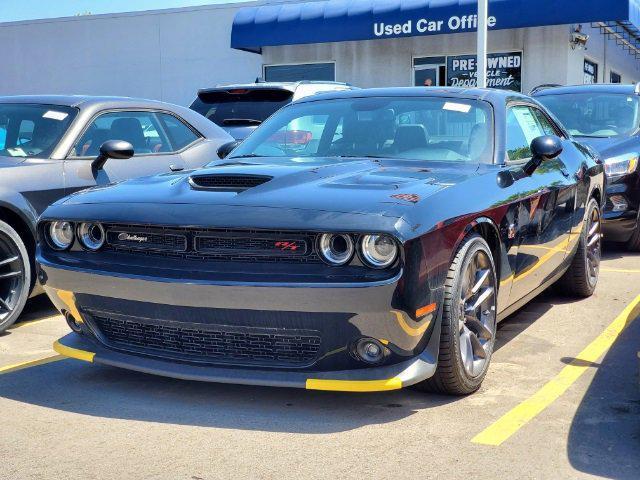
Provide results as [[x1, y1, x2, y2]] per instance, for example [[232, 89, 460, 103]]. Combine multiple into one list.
[[71, 111, 171, 158], [156, 113, 200, 151], [506, 105, 547, 161]]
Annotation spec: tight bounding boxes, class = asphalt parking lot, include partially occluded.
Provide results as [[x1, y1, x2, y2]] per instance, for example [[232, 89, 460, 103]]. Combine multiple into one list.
[[1, 247, 639, 480]]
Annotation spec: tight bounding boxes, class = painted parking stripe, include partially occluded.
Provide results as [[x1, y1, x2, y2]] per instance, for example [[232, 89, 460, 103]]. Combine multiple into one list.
[[472, 294, 640, 446], [0, 355, 64, 375], [9, 315, 61, 330], [600, 268, 640, 274]]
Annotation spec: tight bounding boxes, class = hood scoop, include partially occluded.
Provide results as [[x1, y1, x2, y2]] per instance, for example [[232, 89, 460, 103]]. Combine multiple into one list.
[[189, 174, 273, 192]]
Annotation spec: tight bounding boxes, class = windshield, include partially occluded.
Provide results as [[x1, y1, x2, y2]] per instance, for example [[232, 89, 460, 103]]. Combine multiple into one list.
[[537, 93, 639, 138], [229, 97, 494, 163], [190, 89, 293, 126], [0, 104, 77, 158]]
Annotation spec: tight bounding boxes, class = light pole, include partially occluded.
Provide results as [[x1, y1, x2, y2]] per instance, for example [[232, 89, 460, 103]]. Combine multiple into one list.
[[477, 0, 488, 88]]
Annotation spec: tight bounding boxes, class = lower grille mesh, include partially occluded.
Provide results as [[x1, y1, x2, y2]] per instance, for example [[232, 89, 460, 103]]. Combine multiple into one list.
[[91, 314, 322, 367]]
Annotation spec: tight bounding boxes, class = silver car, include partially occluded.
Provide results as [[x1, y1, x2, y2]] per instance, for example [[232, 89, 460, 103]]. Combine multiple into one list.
[[0, 95, 232, 331]]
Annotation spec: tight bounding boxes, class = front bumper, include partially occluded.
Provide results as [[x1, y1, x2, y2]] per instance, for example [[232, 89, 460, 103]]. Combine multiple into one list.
[[53, 330, 438, 392], [40, 256, 441, 391]]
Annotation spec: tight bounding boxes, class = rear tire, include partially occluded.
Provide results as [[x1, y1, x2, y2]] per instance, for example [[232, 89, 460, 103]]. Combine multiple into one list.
[[0, 220, 30, 333], [558, 198, 601, 297], [415, 234, 497, 395]]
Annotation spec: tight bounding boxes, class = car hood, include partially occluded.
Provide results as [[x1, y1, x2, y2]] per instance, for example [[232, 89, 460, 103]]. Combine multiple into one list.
[[58, 157, 476, 218], [576, 135, 640, 159]]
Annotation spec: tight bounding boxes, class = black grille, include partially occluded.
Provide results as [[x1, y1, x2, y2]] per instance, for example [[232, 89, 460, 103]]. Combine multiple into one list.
[[107, 229, 187, 252], [103, 224, 321, 263], [189, 174, 272, 191], [196, 234, 308, 257], [89, 312, 322, 367]]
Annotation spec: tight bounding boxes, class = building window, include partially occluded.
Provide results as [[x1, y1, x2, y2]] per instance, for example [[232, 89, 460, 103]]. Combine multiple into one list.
[[413, 56, 446, 86], [263, 63, 335, 82], [584, 59, 598, 84], [610, 71, 622, 84], [414, 53, 522, 91]]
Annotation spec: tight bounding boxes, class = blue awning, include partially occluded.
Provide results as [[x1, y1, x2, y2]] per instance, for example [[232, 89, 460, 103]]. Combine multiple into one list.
[[231, 0, 640, 53]]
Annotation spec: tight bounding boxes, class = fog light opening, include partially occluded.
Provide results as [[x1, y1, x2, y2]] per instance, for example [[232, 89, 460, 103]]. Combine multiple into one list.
[[610, 195, 629, 212], [64, 311, 83, 333], [355, 338, 387, 364]]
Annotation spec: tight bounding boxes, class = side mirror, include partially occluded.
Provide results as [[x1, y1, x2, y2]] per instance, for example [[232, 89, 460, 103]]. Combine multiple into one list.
[[217, 140, 241, 159], [523, 135, 563, 176], [92, 140, 134, 171]]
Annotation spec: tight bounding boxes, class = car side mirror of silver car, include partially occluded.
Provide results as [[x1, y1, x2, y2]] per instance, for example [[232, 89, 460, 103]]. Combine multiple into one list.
[[523, 135, 563, 177], [217, 141, 241, 159], [92, 140, 135, 171]]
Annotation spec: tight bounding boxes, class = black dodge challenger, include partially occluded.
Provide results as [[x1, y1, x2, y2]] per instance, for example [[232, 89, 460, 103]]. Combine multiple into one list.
[[37, 88, 604, 395]]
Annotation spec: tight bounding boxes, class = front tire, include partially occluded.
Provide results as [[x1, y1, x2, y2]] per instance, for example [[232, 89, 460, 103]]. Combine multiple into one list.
[[415, 234, 498, 395], [558, 198, 601, 297], [0, 220, 30, 332]]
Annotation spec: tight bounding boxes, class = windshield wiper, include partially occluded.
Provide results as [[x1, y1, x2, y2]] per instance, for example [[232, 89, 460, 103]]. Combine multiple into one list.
[[336, 154, 389, 160], [221, 118, 263, 126], [228, 154, 263, 159]]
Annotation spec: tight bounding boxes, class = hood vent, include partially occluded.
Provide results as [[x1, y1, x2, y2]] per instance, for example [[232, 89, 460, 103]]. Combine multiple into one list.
[[189, 174, 272, 192]]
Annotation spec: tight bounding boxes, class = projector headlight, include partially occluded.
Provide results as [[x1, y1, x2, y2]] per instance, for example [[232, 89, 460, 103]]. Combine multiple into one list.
[[318, 233, 354, 266], [77, 222, 105, 251], [360, 234, 398, 269], [47, 221, 74, 250], [603, 153, 638, 178]]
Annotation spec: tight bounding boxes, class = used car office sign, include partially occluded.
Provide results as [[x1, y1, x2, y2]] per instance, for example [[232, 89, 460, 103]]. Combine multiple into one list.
[[447, 52, 522, 92], [374, 14, 498, 37]]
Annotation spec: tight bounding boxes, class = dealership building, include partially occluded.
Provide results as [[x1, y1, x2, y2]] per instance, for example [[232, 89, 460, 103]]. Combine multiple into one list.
[[2, 0, 640, 104]]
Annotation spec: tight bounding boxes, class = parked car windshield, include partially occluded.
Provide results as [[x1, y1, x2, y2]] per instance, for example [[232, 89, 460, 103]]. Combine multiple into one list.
[[537, 93, 639, 137], [229, 96, 494, 163], [191, 89, 293, 126], [0, 104, 77, 158]]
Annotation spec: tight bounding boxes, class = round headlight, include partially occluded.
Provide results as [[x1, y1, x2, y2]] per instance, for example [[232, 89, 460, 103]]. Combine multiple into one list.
[[77, 222, 105, 251], [360, 234, 398, 268], [47, 221, 74, 250], [318, 233, 354, 266]]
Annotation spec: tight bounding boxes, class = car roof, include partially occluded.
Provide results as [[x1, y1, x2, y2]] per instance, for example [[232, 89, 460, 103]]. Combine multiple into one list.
[[198, 81, 352, 95], [533, 83, 639, 97], [290, 86, 530, 104], [0, 95, 173, 109]]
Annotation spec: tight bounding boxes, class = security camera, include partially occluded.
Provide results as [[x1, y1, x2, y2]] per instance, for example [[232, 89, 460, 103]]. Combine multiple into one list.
[[570, 32, 589, 49]]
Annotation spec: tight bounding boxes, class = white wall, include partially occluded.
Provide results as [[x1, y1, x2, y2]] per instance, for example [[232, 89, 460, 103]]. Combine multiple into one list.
[[566, 24, 640, 85], [264, 24, 640, 92], [0, 3, 263, 106]]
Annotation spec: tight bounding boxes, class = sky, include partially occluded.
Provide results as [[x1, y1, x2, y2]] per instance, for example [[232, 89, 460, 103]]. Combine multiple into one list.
[[0, 0, 250, 23]]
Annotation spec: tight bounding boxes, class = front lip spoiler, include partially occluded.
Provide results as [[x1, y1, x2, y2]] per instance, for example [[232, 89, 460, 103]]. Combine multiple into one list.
[[53, 329, 440, 392]]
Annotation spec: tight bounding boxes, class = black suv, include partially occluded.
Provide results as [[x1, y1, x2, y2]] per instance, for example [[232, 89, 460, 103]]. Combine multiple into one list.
[[535, 84, 640, 249]]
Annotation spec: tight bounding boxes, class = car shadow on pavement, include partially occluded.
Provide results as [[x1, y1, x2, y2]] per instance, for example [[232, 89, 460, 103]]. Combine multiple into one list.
[[0, 359, 460, 433], [602, 242, 640, 261], [566, 314, 640, 479]]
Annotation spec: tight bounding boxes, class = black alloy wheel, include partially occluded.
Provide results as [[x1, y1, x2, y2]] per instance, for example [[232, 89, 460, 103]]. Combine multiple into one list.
[[415, 234, 497, 395], [558, 198, 601, 297], [0, 220, 30, 332]]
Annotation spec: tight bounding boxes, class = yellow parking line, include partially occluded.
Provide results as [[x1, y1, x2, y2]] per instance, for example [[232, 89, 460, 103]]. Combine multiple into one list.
[[9, 315, 61, 330], [472, 294, 640, 446], [600, 268, 640, 274], [0, 355, 64, 375]]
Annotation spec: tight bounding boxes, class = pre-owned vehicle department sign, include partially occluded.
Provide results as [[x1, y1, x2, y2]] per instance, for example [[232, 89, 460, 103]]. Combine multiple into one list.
[[446, 52, 522, 92]]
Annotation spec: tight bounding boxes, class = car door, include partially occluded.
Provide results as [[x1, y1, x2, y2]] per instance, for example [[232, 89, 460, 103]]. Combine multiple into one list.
[[504, 104, 576, 304], [63, 110, 195, 195]]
